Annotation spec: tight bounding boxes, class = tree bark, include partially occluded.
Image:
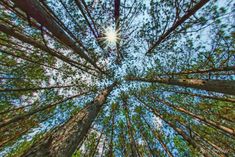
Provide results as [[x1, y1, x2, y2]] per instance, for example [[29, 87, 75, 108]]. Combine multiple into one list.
[[128, 77, 235, 95], [21, 83, 115, 157], [12, 0, 102, 72], [158, 66, 235, 76]]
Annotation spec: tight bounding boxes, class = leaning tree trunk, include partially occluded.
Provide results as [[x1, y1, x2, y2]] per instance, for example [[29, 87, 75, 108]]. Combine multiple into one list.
[[12, 0, 101, 71], [21, 83, 116, 157], [128, 77, 235, 95], [135, 96, 212, 157]]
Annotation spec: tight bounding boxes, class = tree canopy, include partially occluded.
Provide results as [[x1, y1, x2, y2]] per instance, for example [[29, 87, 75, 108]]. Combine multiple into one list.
[[0, 0, 234, 156]]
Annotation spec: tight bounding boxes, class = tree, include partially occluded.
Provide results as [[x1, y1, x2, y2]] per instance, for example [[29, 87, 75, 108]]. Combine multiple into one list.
[[0, 0, 234, 156]]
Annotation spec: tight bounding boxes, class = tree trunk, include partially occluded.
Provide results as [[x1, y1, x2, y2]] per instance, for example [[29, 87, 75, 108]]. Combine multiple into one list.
[[158, 66, 235, 76], [0, 48, 61, 71], [0, 23, 95, 74], [0, 84, 79, 92], [136, 97, 210, 157], [146, 0, 209, 54], [142, 116, 173, 157], [0, 91, 90, 128], [123, 101, 141, 157], [89, 127, 104, 157], [107, 107, 115, 157], [153, 96, 235, 137], [167, 89, 235, 103], [137, 125, 156, 157], [12, 0, 101, 72], [21, 83, 115, 157], [128, 77, 235, 95]]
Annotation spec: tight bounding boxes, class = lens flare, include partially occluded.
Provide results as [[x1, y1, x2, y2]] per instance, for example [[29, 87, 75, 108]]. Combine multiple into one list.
[[104, 27, 118, 44]]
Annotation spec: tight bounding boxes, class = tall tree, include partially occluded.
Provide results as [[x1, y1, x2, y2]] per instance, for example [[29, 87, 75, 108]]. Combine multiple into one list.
[[21, 83, 116, 157]]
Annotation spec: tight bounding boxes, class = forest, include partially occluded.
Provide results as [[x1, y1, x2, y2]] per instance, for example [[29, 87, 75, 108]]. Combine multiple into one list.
[[0, 0, 234, 156]]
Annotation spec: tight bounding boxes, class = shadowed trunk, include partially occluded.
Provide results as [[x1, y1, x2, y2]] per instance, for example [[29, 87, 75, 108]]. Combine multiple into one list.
[[21, 83, 116, 157]]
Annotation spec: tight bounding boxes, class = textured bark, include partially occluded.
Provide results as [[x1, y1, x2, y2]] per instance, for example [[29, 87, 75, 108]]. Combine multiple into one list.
[[12, 0, 102, 72], [146, 0, 209, 54], [128, 77, 235, 95], [158, 66, 235, 76], [21, 83, 115, 157]]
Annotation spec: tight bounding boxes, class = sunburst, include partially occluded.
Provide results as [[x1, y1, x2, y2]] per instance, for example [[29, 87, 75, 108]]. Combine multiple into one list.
[[103, 27, 120, 45]]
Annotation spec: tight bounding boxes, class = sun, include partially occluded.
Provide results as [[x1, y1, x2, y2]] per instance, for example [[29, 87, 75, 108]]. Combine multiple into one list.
[[104, 27, 119, 44]]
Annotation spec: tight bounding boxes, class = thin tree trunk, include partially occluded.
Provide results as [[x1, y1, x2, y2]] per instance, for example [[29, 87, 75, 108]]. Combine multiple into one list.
[[0, 84, 80, 92], [136, 97, 210, 157], [0, 23, 97, 75], [159, 109, 228, 156], [128, 77, 235, 95], [167, 89, 235, 103], [0, 48, 61, 71], [123, 101, 141, 157], [141, 116, 174, 157], [21, 83, 115, 157], [0, 91, 90, 128], [108, 107, 115, 157], [75, 0, 98, 39], [146, 0, 209, 54], [90, 128, 104, 157], [152, 96, 235, 137], [114, 0, 122, 63], [80, 0, 99, 36], [135, 118, 158, 157]]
